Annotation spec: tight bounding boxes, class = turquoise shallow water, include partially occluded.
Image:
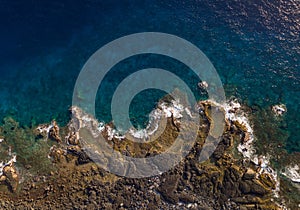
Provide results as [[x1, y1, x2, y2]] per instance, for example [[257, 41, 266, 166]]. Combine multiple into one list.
[[0, 0, 299, 152]]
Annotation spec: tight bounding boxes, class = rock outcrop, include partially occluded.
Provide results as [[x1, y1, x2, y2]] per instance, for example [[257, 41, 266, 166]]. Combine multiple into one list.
[[0, 99, 286, 209], [49, 121, 61, 142]]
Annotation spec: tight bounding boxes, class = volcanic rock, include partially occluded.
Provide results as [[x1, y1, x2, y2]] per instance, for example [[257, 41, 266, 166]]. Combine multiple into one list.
[[49, 121, 61, 142]]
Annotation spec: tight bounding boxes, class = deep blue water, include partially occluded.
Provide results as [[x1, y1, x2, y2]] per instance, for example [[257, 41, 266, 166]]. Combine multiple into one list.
[[0, 0, 299, 152]]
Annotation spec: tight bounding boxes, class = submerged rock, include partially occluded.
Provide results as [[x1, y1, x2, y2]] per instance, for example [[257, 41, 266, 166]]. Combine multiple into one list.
[[198, 81, 208, 90], [272, 104, 287, 116]]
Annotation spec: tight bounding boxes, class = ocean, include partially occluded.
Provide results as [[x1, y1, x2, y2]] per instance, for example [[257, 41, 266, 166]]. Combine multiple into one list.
[[0, 0, 299, 155]]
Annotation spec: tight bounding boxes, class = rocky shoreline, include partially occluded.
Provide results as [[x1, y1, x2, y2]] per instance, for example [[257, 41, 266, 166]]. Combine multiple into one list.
[[0, 98, 298, 209]]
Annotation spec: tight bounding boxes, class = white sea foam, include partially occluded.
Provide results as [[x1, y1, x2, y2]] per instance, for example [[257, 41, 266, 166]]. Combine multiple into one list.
[[129, 128, 148, 139], [105, 126, 113, 140], [97, 122, 105, 133], [185, 107, 195, 118], [0, 155, 17, 177], [225, 101, 281, 197], [105, 125, 125, 140], [281, 164, 300, 183], [198, 81, 208, 89], [128, 108, 164, 140], [272, 104, 287, 116], [69, 106, 105, 138], [159, 99, 184, 119], [36, 124, 53, 136], [225, 100, 255, 159], [128, 99, 185, 140], [70, 98, 189, 142], [253, 155, 281, 197], [202, 99, 281, 198], [203, 99, 255, 159], [70, 106, 126, 141]]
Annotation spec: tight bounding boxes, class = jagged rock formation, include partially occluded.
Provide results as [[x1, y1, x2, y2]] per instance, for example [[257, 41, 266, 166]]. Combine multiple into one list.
[[48, 121, 61, 143], [0, 99, 288, 209]]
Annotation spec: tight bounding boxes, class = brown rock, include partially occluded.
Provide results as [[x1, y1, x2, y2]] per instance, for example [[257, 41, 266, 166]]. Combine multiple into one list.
[[258, 173, 276, 189], [231, 195, 263, 204], [0, 175, 6, 182], [249, 180, 270, 195], [159, 174, 180, 204], [243, 168, 256, 180], [66, 131, 79, 145], [3, 164, 19, 192], [239, 181, 251, 194], [230, 165, 243, 181], [49, 121, 61, 142], [49, 145, 66, 163]]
